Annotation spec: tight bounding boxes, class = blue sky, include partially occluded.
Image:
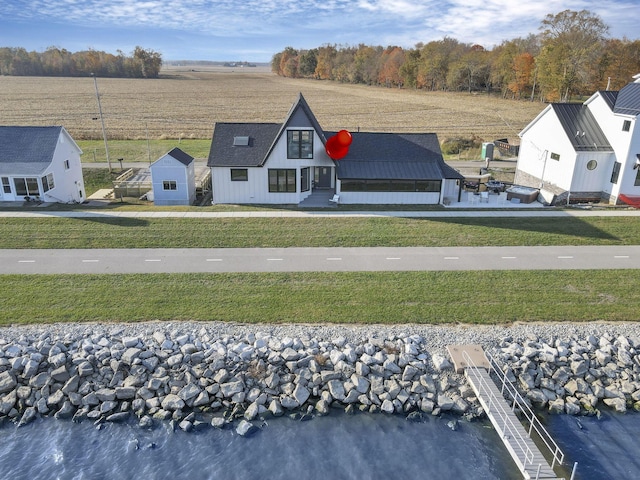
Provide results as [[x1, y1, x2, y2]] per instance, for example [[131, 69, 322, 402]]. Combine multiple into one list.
[[0, 0, 638, 62]]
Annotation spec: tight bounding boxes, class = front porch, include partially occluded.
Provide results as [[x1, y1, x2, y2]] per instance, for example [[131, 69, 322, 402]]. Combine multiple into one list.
[[298, 188, 338, 208]]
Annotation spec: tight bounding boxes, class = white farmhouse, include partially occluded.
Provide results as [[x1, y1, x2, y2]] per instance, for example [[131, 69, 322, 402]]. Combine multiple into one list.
[[0, 126, 85, 203], [150, 147, 196, 206], [515, 74, 640, 205], [207, 93, 463, 206]]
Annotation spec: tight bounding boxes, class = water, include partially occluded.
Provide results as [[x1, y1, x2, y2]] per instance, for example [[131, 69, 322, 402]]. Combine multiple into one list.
[[0, 411, 638, 480]]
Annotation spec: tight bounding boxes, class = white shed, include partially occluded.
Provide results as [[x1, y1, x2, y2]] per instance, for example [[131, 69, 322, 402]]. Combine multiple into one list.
[[150, 147, 196, 206], [0, 126, 85, 204]]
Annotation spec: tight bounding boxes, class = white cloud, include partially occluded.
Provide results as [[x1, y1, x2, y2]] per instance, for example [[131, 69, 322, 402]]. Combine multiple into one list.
[[1, 0, 637, 60]]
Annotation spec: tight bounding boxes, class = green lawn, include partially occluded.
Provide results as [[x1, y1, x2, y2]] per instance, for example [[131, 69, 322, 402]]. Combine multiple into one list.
[[2, 270, 638, 325], [77, 139, 211, 163], [0, 216, 634, 249], [2, 214, 639, 326]]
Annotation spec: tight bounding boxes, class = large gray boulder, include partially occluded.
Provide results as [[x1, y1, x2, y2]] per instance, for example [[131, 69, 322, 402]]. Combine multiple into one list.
[[236, 420, 258, 437], [161, 394, 185, 411], [0, 371, 16, 394]]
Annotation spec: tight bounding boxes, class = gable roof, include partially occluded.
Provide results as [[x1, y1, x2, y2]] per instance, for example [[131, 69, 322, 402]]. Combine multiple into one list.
[[551, 103, 612, 152], [0, 126, 63, 175], [614, 83, 640, 116], [262, 93, 326, 161], [334, 132, 464, 180], [166, 147, 194, 166], [598, 91, 618, 111], [208, 93, 326, 168], [207, 122, 281, 167]]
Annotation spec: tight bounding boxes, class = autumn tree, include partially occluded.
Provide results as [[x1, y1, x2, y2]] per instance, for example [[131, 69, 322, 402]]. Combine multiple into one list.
[[298, 49, 318, 77], [597, 38, 640, 90], [417, 37, 463, 90], [377, 46, 405, 87], [314, 45, 337, 80], [536, 9, 609, 101], [352, 44, 381, 85]]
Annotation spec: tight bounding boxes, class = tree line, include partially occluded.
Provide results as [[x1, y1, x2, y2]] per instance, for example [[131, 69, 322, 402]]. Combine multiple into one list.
[[0, 46, 162, 78], [271, 10, 640, 102]]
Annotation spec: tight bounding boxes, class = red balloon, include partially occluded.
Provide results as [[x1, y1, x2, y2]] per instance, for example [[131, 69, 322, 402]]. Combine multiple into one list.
[[325, 133, 351, 160], [328, 145, 349, 160], [336, 130, 352, 147]]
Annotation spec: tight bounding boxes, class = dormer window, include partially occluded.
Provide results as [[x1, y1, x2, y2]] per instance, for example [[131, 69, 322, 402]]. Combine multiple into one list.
[[287, 130, 313, 159], [233, 136, 250, 146]]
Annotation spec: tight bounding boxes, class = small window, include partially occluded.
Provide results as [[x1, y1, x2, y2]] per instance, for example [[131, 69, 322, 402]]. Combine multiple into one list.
[[635, 169, 640, 187], [64, 160, 70, 170], [611, 161, 621, 184], [586, 160, 597, 171], [233, 136, 250, 146], [230, 169, 248, 181], [550, 152, 560, 161], [163, 180, 177, 190], [1, 177, 10, 194], [623, 120, 631, 132]]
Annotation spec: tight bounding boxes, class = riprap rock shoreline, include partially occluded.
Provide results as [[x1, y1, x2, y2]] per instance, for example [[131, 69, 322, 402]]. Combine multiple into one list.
[[1, 322, 640, 434]]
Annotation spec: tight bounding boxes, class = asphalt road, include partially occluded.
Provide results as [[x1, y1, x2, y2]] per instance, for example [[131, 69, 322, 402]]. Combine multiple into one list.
[[2, 245, 640, 274]]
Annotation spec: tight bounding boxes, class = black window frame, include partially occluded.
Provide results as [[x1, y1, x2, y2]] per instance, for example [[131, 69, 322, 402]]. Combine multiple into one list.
[[287, 130, 314, 159], [1, 177, 10, 194], [550, 152, 560, 161], [623, 120, 631, 132], [340, 179, 442, 193], [301, 167, 310, 192], [268, 169, 296, 193], [230, 169, 248, 181], [162, 180, 177, 191], [634, 168, 640, 187], [611, 161, 621, 184]]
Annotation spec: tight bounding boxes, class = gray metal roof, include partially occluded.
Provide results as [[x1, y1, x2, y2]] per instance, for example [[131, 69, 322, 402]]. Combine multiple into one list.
[[334, 132, 464, 180], [207, 123, 281, 167], [551, 104, 613, 152], [0, 126, 63, 175], [167, 147, 194, 166], [614, 83, 640, 116]]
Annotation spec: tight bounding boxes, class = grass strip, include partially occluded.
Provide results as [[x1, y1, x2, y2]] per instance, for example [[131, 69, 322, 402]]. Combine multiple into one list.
[[77, 139, 211, 163], [1, 270, 638, 325], [0, 216, 636, 249]]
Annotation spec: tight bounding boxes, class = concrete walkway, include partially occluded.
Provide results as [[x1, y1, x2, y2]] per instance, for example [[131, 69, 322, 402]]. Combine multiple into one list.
[[1, 208, 640, 218]]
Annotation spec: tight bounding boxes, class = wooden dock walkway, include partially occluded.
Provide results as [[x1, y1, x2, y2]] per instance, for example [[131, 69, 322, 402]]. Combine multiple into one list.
[[448, 345, 570, 480]]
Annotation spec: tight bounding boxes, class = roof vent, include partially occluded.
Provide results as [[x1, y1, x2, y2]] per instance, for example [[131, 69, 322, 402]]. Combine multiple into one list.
[[233, 136, 250, 146]]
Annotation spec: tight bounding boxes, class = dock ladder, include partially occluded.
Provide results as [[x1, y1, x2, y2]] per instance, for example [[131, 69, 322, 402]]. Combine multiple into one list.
[[447, 345, 577, 480]]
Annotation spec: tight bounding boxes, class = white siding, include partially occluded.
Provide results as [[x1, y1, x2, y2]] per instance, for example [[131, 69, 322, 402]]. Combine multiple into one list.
[[517, 107, 579, 190], [212, 128, 334, 204], [45, 130, 85, 203]]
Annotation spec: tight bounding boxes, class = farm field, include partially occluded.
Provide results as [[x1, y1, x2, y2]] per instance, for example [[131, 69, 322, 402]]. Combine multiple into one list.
[[0, 67, 544, 152]]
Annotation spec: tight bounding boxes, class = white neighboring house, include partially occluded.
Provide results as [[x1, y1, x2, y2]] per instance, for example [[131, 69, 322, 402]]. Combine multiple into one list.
[[515, 74, 640, 205], [150, 147, 196, 206], [207, 93, 463, 205], [0, 126, 85, 203]]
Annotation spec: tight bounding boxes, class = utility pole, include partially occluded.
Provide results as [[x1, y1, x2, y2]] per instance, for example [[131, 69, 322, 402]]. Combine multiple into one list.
[[92, 74, 112, 172]]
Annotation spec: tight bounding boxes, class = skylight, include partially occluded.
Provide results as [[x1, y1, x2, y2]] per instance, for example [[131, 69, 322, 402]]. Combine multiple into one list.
[[233, 136, 250, 146]]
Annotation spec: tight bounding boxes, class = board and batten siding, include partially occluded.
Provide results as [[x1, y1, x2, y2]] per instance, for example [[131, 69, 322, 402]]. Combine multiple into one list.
[[211, 128, 334, 204]]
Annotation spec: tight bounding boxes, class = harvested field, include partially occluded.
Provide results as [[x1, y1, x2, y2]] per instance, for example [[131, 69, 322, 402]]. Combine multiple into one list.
[[0, 67, 545, 144]]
